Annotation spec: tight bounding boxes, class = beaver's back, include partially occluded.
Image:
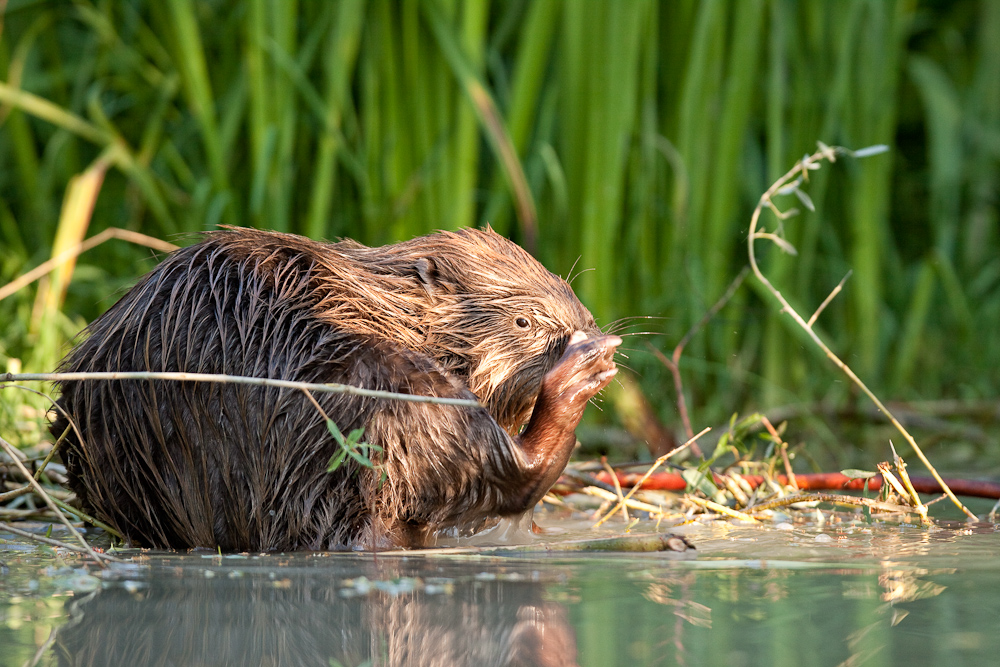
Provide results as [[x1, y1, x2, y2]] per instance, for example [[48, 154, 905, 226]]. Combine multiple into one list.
[[53, 233, 385, 549]]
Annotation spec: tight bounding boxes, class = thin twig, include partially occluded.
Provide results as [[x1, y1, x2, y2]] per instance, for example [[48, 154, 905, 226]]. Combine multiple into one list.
[[808, 270, 852, 327], [877, 462, 910, 500], [0, 509, 53, 519], [561, 468, 621, 495], [648, 345, 695, 444], [761, 416, 797, 491], [2, 384, 92, 463], [300, 388, 332, 421], [33, 424, 70, 481], [601, 457, 630, 523], [50, 497, 123, 539], [2, 484, 72, 500], [592, 427, 711, 529], [0, 521, 123, 562], [651, 266, 750, 447], [21, 625, 57, 667], [0, 484, 31, 503], [0, 424, 74, 502], [0, 227, 177, 303], [747, 144, 976, 520], [745, 492, 912, 516], [2, 371, 481, 408], [0, 436, 111, 566], [685, 496, 758, 522], [890, 443, 929, 524], [581, 486, 665, 517], [541, 493, 570, 509]]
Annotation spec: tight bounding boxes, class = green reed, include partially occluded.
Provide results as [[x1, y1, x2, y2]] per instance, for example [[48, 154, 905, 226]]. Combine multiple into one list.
[[1, 0, 998, 459]]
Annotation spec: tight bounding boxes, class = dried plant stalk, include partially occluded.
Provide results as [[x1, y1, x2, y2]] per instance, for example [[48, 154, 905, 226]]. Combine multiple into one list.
[[2, 371, 480, 408], [747, 143, 975, 520]]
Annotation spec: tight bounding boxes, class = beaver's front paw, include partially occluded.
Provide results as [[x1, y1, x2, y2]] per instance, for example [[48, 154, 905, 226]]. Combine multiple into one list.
[[535, 332, 621, 432], [511, 332, 622, 510]]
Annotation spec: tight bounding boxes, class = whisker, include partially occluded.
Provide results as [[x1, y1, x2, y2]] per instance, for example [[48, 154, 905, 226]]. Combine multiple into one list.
[[602, 315, 667, 334], [563, 255, 583, 282], [611, 315, 667, 323], [604, 322, 668, 336], [568, 266, 595, 285]]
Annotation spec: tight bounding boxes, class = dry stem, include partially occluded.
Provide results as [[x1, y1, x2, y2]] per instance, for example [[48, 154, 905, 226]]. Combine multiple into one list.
[[747, 143, 975, 520], [600, 457, 630, 523], [685, 496, 758, 523], [2, 371, 481, 408], [592, 426, 711, 529], [889, 444, 929, 523], [761, 416, 798, 491], [0, 520, 123, 562], [0, 227, 177, 303], [0, 435, 113, 566], [745, 492, 913, 516], [581, 486, 664, 517], [651, 265, 749, 449]]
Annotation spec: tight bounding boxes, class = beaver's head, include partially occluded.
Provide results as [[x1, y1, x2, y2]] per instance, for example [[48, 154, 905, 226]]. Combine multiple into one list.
[[404, 228, 600, 434]]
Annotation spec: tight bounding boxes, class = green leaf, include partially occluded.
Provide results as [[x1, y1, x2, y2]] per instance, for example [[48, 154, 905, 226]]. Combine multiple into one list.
[[326, 420, 346, 446], [706, 433, 730, 467], [682, 468, 720, 498], [346, 448, 373, 468], [841, 469, 878, 480], [327, 448, 348, 472], [851, 144, 890, 158]]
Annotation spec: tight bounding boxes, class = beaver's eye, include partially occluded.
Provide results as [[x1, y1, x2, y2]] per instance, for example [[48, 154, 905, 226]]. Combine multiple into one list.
[[514, 316, 531, 330]]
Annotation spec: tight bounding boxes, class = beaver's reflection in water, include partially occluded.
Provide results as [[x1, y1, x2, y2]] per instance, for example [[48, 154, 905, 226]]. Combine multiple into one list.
[[55, 559, 579, 667]]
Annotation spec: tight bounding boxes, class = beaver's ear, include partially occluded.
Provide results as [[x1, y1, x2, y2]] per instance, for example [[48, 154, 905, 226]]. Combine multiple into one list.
[[416, 257, 438, 295]]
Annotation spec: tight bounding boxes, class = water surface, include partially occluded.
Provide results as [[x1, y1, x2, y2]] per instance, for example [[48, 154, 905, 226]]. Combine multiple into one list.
[[2, 514, 998, 666]]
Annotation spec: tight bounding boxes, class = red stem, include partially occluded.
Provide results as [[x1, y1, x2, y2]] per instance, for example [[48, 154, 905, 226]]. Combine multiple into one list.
[[583, 471, 1000, 500]]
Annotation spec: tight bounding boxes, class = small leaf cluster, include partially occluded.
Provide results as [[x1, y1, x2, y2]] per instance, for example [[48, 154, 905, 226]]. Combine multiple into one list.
[[680, 413, 769, 499], [326, 421, 383, 472]]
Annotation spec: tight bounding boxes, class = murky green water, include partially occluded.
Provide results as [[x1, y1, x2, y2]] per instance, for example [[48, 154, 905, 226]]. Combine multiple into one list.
[[2, 515, 999, 667]]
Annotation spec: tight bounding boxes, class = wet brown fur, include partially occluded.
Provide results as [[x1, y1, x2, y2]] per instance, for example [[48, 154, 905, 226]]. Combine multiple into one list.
[[51, 227, 616, 551]]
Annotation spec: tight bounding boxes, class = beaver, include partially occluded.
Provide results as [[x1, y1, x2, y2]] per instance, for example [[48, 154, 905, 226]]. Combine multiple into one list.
[[51, 226, 620, 551]]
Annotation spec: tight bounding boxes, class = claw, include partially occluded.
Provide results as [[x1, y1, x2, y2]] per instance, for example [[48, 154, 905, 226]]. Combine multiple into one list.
[[596, 368, 618, 384]]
